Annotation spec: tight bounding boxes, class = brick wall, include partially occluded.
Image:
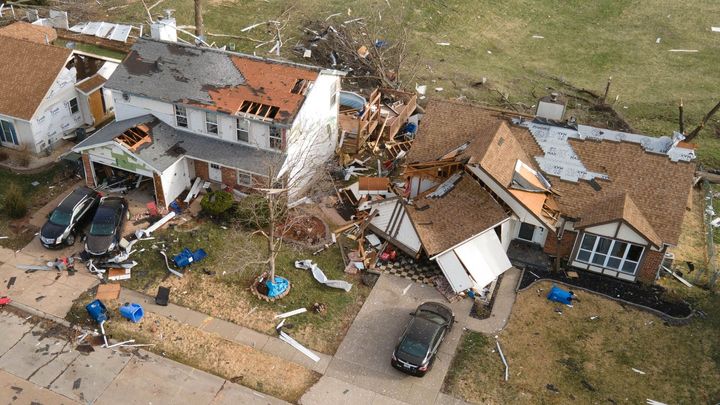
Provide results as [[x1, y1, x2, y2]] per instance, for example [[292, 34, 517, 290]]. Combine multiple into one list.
[[81, 153, 95, 187], [194, 160, 209, 180], [544, 230, 577, 258], [221, 166, 236, 186], [153, 173, 166, 208], [637, 249, 664, 283]]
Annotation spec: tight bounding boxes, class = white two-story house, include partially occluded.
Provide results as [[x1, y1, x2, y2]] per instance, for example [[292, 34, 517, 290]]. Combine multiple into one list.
[[73, 38, 343, 207]]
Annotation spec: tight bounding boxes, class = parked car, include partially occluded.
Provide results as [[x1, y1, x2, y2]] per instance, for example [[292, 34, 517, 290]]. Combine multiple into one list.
[[40, 186, 101, 248], [85, 197, 127, 256], [391, 302, 455, 377]]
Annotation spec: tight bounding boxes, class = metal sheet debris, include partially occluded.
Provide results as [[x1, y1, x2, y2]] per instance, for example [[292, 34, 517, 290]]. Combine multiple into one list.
[[295, 260, 352, 291]]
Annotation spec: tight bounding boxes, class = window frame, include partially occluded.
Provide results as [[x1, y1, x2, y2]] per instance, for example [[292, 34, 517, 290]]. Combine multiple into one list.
[[269, 126, 282, 150], [576, 232, 644, 275], [205, 111, 219, 135], [236, 118, 249, 143], [0, 119, 19, 145], [175, 104, 188, 128], [237, 170, 253, 187], [69, 97, 79, 114]]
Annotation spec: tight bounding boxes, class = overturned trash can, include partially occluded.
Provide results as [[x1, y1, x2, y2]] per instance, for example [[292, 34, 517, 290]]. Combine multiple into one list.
[[86, 299, 108, 324], [547, 285, 575, 305], [119, 303, 144, 323]]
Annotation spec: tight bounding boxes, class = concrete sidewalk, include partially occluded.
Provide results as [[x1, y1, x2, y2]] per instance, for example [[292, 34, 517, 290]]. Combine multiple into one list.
[[464, 267, 521, 334], [0, 309, 288, 405], [119, 288, 333, 374]]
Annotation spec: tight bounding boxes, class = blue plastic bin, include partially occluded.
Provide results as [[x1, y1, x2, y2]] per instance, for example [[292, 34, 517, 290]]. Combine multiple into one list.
[[85, 299, 108, 324], [547, 285, 574, 305], [119, 303, 144, 323], [173, 248, 208, 268]]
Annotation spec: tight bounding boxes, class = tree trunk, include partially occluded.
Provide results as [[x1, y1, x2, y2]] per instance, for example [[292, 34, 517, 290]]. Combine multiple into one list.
[[267, 193, 276, 282], [194, 0, 204, 38]]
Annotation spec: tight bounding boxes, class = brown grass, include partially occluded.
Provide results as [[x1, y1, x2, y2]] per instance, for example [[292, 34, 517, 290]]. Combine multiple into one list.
[[444, 280, 720, 404], [106, 309, 320, 403], [668, 188, 706, 270]]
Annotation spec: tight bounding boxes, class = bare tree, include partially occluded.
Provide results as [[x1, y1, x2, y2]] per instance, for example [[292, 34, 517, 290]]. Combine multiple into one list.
[[194, 0, 204, 38]]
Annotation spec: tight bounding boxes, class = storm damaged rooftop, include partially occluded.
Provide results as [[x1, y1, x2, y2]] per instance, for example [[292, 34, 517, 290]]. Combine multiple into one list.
[[105, 38, 321, 124]]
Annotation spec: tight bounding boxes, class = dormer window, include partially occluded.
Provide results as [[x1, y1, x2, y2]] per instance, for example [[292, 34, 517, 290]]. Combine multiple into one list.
[[205, 111, 218, 135], [175, 104, 188, 128], [236, 118, 249, 142]]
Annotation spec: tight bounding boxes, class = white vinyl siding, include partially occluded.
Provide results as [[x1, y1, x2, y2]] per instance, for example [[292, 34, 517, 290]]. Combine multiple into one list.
[[576, 233, 644, 275]]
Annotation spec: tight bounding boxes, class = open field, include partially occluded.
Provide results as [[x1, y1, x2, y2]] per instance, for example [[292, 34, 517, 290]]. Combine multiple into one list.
[[118, 220, 370, 354], [443, 280, 720, 404], [80, 0, 720, 164]]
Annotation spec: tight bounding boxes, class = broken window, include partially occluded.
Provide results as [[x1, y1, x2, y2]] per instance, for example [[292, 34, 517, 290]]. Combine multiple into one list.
[[290, 79, 312, 95], [236, 118, 249, 142], [269, 126, 282, 150], [237, 170, 253, 186], [576, 233, 644, 275], [69, 98, 79, 114], [175, 104, 188, 128], [205, 111, 218, 135]]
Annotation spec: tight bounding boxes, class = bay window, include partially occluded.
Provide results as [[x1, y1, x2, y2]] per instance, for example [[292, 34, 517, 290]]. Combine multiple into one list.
[[576, 233, 644, 274]]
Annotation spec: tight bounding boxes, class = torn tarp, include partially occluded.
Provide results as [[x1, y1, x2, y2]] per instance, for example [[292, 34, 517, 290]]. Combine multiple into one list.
[[294, 260, 352, 292]]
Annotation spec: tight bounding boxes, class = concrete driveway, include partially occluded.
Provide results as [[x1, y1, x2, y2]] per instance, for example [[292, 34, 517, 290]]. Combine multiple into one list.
[[302, 274, 472, 405]]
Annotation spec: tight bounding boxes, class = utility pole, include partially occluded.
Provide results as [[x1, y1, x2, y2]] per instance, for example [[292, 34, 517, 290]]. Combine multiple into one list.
[[194, 0, 204, 39]]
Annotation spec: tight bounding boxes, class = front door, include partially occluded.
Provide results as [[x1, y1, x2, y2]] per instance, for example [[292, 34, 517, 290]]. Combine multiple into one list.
[[209, 163, 222, 182]]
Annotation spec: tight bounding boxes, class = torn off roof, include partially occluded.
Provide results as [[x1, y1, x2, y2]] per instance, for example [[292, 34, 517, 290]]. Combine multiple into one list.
[[522, 120, 695, 183]]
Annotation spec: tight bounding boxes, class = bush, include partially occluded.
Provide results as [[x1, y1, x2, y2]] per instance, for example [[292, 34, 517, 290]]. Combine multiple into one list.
[[230, 195, 271, 229], [3, 183, 28, 219], [200, 190, 234, 216]]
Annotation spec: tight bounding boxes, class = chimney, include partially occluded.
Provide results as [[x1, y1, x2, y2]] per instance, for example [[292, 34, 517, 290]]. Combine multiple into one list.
[[150, 10, 177, 42], [536, 92, 566, 121]]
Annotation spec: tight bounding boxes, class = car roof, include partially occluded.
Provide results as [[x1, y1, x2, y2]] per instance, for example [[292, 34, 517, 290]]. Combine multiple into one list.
[[405, 316, 442, 346], [58, 187, 96, 211], [99, 197, 124, 209]]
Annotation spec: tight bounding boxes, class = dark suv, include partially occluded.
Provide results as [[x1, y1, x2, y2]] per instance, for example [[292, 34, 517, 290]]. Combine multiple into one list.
[[85, 197, 128, 256], [40, 186, 101, 248], [391, 302, 455, 377]]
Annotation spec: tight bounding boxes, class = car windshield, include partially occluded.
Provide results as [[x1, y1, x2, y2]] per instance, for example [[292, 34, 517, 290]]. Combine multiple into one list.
[[90, 209, 116, 236], [418, 310, 447, 325], [49, 209, 72, 226]]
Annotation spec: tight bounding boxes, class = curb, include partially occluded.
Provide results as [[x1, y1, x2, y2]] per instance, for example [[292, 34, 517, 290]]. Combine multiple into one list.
[[518, 273, 695, 325]]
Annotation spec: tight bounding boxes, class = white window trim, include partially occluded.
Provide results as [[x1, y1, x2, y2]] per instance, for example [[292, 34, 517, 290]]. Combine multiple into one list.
[[236, 118, 249, 143], [576, 233, 643, 275], [175, 104, 188, 128], [0, 119, 19, 145], [205, 111, 219, 135], [237, 170, 253, 186]]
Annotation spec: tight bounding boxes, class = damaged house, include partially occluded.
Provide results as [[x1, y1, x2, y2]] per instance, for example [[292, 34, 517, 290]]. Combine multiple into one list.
[[0, 22, 118, 154], [73, 37, 343, 207], [373, 98, 695, 294]]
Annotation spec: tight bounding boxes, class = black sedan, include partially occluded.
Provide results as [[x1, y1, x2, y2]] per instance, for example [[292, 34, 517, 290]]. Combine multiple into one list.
[[85, 197, 127, 256], [40, 186, 101, 248], [391, 302, 454, 377]]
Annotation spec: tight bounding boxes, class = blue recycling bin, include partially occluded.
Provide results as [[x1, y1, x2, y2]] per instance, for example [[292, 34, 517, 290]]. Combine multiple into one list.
[[173, 248, 208, 268], [119, 303, 144, 323], [547, 285, 574, 305], [85, 299, 108, 324]]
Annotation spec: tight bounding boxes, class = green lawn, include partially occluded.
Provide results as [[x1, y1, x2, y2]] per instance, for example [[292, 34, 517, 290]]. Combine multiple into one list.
[[0, 164, 68, 250], [101, 0, 720, 164], [118, 220, 370, 354]]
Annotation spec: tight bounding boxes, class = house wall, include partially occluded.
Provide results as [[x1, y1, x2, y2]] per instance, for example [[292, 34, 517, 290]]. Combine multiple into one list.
[[637, 249, 664, 283], [112, 91, 174, 123], [282, 71, 341, 199], [85, 144, 154, 177], [500, 219, 516, 250], [543, 229, 578, 258], [0, 114, 32, 150], [82, 153, 95, 187], [29, 67, 84, 153], [160, 157, 192, 206]]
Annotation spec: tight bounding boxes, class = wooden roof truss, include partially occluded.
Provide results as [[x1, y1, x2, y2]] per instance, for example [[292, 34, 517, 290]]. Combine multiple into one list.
[[115, 124, 151, 151], [238, 100, 280, 121]]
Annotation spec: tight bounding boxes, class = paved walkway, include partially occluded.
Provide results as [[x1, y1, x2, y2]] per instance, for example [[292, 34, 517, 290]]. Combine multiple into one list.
[[464, 267, 521, 334], [0, 309, 288, 405], [119, 288, 332, 374]]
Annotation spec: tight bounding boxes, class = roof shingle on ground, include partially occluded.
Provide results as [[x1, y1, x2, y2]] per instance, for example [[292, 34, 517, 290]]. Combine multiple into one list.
[[75, 115, 283, 174], [408, 98, 695, 247], [106, 38, 320, 124], [0, 21, 57, 44], [0, 36, 72, 120], [406, 174, 509, 256]]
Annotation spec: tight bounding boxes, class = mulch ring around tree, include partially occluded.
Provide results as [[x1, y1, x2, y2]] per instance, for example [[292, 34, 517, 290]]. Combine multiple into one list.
[[277, 215, 329, 248], [518, 265, 693, 318]]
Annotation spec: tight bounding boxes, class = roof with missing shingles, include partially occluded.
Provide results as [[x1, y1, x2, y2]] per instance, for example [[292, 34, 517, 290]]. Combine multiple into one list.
[[75, 115, 284, 174], [105, 38, 321, 124]]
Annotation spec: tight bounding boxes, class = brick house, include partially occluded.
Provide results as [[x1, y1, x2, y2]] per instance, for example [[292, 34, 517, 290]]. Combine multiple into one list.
[[73, 38, 344, 207], [376, 98, 695, 293]]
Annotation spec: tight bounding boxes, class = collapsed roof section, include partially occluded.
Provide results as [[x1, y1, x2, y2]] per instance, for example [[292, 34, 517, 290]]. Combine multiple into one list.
[[105, 38, 321, 124]]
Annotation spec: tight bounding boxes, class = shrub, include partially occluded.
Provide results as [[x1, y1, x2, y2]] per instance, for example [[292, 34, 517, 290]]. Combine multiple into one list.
[[3, 183, 28, 219], [230, 195, 271, 229], [200, 190, 234, 216]]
